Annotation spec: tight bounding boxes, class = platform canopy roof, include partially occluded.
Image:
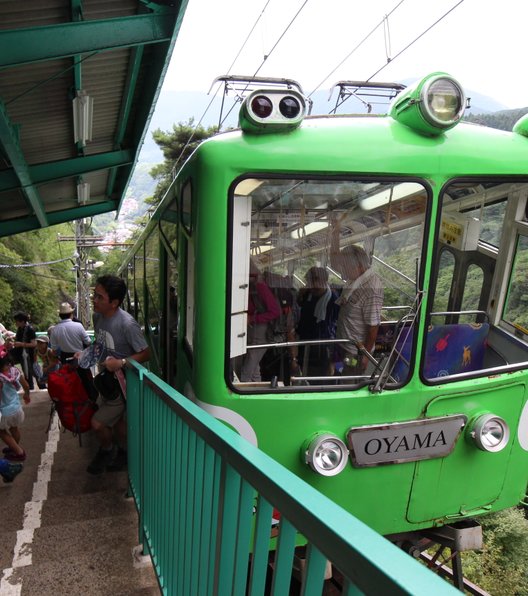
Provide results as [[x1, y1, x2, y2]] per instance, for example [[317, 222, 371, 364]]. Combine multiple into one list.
[[0, 0, 187, 238]]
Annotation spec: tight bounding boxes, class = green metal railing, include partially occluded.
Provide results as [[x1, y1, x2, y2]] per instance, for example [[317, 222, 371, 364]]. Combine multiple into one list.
[[126, 361, 457, 595]]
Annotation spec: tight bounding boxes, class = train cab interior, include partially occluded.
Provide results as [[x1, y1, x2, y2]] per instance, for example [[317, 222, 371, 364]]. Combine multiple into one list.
[[229, 177, 528, 392]]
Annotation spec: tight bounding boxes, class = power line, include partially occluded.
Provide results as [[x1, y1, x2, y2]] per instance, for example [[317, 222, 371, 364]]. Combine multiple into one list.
[[366, 0, 466, 82], [226, 0, 273, 74], [218, 0, 310, 129], [327, 0, 466, 113], [308, 0, 407, 98], [252, 0, 310, 78], [169, 0, 278, 177]]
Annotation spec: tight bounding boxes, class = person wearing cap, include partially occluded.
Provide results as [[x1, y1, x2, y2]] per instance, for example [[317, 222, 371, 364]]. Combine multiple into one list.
[[13, 312, 37, 390], [50, 303, 95, 399], [34, 336, 59, 389]]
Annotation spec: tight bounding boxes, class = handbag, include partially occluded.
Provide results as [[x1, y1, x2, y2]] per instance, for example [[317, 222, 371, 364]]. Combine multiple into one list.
[[93, 369, 122, 401]]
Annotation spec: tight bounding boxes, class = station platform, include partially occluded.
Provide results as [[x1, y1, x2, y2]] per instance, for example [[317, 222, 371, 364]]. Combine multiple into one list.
[[0, 389, 158, 595]]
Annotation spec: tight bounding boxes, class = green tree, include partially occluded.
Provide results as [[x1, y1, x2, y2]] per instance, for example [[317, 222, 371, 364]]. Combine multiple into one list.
[[147, 118, 217, 208], [0, 224, 78, 330], [462, 508, 528, 594]]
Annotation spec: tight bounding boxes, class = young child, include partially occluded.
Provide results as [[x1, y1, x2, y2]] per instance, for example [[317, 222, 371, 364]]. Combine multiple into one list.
[[0, 350, 30, 461]]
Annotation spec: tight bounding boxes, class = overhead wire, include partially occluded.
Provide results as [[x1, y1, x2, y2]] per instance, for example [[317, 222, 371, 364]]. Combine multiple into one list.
[[217, 0, 310, 129], [365, 0, 465, 82], [169, 0, 295, 178], [307, 0, 407, 98]]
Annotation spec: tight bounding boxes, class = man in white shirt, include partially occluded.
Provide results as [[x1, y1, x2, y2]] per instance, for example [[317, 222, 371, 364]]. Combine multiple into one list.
[[330, 222, 384, 375]]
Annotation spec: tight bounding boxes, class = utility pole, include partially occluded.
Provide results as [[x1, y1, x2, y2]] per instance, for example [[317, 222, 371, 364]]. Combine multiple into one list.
[[59, 227, 132, 329], [75, 219, 91, 328]]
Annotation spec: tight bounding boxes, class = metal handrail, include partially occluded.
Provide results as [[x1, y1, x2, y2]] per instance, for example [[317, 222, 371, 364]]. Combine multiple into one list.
[[126, 361, 458, 595]]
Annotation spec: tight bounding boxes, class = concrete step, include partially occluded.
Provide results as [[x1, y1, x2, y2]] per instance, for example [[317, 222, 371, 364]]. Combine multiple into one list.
[[0, 389, 160, 595]]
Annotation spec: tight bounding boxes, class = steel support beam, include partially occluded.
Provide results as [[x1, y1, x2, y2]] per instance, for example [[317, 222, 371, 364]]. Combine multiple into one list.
[[0, 13, 177, 69], [0, 150, 133, 193], [0, 100, 48, 226], [0, 200, 118, 238]]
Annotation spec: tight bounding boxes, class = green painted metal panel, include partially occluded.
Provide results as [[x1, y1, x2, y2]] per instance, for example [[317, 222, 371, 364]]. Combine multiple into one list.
[[184, 430, 197, 595], [408, 382, 526, 522], [216, 464, 242, 595], [0, 14, 177, 69], [233, 479, 255, 595], [271, 518, 296, 595], [301, 544, 328, 596], [248, 496, 273, 595], [198, 446, 216, 596]]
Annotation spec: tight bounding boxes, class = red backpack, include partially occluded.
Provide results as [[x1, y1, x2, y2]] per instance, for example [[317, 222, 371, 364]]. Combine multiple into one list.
[[47, 364, 96, 444]]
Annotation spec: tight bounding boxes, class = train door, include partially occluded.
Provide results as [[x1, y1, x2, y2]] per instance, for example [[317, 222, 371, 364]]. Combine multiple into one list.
[[408, 181, 528, 523]]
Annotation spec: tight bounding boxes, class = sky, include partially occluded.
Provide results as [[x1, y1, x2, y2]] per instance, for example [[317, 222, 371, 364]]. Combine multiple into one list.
[[161, 0, 528, 111]]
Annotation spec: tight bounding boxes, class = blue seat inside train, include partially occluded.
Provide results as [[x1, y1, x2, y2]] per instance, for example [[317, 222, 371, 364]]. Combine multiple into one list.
[[391, 322, 490, 382]]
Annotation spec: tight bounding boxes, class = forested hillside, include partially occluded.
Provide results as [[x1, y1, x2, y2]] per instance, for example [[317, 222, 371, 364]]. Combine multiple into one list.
[[465, 107, 528, 130]]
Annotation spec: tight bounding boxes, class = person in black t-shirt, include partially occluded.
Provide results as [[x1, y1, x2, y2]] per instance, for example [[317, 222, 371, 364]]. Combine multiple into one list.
[[13, 312, 37, 390]]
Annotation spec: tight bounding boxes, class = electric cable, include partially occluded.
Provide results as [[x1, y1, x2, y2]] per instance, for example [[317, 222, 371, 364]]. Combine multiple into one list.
[[366, 0, 465, 82], [218, 0, 310, 128], [308, 0, 407, 98], [328, 0, 466, 112]]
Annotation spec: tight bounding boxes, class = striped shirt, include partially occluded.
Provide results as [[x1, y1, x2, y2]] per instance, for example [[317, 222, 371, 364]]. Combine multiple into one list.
[[335, 268, 384, 356]]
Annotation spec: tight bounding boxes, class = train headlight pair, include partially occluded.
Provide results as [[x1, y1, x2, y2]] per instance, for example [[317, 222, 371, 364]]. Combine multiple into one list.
[[304, 433, 349, 476], [239, 89, 307, 133], [390, 72, 466, 136], [469, 414, 510, 452]]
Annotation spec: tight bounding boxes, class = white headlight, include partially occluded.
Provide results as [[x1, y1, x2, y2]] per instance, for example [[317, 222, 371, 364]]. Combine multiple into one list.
[[470, 414, 510, 452], [304, 433, 349, 476], [421, 76, 465, 127]]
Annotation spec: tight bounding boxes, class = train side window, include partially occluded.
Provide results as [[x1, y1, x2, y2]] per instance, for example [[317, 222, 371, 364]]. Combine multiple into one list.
[[502, 234, 528, 335], [432, 250, 455, 312], [461, 264, 484, 311]]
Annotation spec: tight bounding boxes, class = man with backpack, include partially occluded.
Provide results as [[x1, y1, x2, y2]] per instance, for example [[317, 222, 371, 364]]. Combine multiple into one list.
[[50, 302, 96, 401]]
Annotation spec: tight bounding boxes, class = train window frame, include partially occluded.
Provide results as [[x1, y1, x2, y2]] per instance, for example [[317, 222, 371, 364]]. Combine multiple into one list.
[[181, 180, 193, 237], [227, 173, 431, 394]]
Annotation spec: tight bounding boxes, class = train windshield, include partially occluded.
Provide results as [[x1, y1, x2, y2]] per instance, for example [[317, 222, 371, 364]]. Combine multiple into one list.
[[229, 177, 428, 392]]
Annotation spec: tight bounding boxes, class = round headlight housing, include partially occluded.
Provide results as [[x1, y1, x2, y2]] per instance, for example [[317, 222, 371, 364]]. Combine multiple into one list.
[[304, 433, 349, 476], [420, 76, 465, 127], [470, 414, 510, 452]]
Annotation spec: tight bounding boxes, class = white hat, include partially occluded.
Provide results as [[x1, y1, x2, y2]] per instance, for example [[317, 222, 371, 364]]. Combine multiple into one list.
[[59, 302, 74, 314], [36, 335, 49, 344]]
